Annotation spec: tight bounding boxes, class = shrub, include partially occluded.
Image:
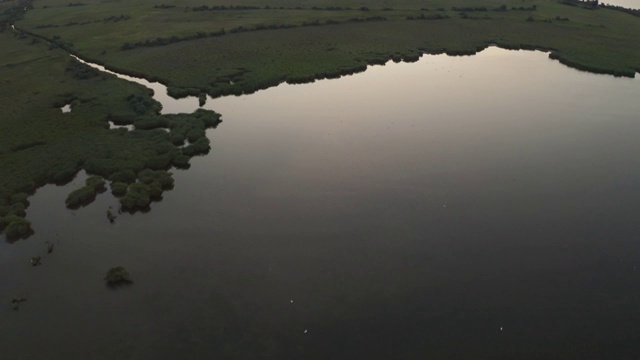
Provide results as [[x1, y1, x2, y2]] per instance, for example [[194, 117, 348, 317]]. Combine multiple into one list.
[[87, 176, 106, 192], [138, 169, 174, 189], [109, 169, 136, 183], [65, 186, 96, 208], [110, 182, 128, 196], [186, 128, 205, 143], [9, 203, 26, 217], [65, 176, 106, 208], [148, 182, 163, 198], [3, 216, 32, 240], [120, 182, 151, 210], [172, 154, 190, 169], [105, 266, 132, 285]]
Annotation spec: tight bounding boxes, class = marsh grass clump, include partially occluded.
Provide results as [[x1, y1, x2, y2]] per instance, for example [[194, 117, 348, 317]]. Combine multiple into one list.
[[110, 182, 128, 196], [105, 266, 132, 286], [182, 137, 210, 157], [0, 189, 33, 239], [127, 93, 159, 115], [51, 164, 79, 185], [1, 216, 32, 240], [138, 169, 174, 189], [120, 182, 151, 210], [65, 176, 106, 209], [172, 154, 191, 169], [118, 169, 174, 210], [144, 153, 174, 170], [9, 202, 26, 217]]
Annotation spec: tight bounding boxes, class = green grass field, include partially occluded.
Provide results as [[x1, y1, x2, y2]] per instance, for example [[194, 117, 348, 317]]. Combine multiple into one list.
[[2, 0, 640, 237], [14, 0, 640, 96]]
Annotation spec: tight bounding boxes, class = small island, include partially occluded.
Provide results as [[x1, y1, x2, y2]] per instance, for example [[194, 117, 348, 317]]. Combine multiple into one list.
[[105, 266, 132, 286]]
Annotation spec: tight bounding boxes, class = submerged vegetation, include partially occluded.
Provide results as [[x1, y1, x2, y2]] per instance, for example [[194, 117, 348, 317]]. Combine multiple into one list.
[[105, 266, 132, 285], [1, 0, 640, 237]]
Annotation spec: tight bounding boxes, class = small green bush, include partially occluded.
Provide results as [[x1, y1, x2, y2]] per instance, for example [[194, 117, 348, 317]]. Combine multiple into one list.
[[65, 186, 96, 208], [182, 137, 210, 156], [9, 202, 26, 217], [186, 128, 205, 143], [105, 266, 132, 285], [110, 182, 128, 196], [3, 216, 32, 240], [87, 176, 106, 192], [65, 176, 106, 208], [172, 154, 190, 169], [120, 182, 151, 210], [148, 182, 163, 198]]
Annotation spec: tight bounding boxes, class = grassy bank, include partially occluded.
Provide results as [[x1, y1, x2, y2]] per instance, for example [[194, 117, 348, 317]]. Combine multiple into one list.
[[14, 0, 640, 97]]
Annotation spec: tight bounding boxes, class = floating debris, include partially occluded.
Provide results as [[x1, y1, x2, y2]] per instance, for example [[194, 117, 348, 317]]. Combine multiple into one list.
[[31, 256, 41, 266], [46, 241, 54, 254], [304, 329, 308, 334]]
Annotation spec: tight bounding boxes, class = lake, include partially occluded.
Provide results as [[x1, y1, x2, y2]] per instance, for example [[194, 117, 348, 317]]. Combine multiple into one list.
[[1, 47, 639, 359]]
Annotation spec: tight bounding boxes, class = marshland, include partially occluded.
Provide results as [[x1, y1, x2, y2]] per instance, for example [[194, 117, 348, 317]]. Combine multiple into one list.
[[1, 0, 640, 358]]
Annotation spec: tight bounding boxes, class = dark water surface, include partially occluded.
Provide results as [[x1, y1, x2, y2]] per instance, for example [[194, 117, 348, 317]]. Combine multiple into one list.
[[2, 48, 640, 359]]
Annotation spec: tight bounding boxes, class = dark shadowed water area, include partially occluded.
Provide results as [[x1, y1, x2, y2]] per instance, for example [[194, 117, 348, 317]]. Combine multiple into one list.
[[2, 48, 640, 359]]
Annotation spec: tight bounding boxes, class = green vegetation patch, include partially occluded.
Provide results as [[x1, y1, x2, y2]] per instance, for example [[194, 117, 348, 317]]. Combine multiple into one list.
[[105, 266, 132, 285], [0, 28, 221, 239], [0, 215, 32, 241], [13, 0, 640, 99], [65, 175, 106, 209], [2, 0, 640, 236]]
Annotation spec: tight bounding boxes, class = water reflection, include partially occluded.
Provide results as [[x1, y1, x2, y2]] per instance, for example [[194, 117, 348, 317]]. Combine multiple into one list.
[[3, 48, 640, 359]]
